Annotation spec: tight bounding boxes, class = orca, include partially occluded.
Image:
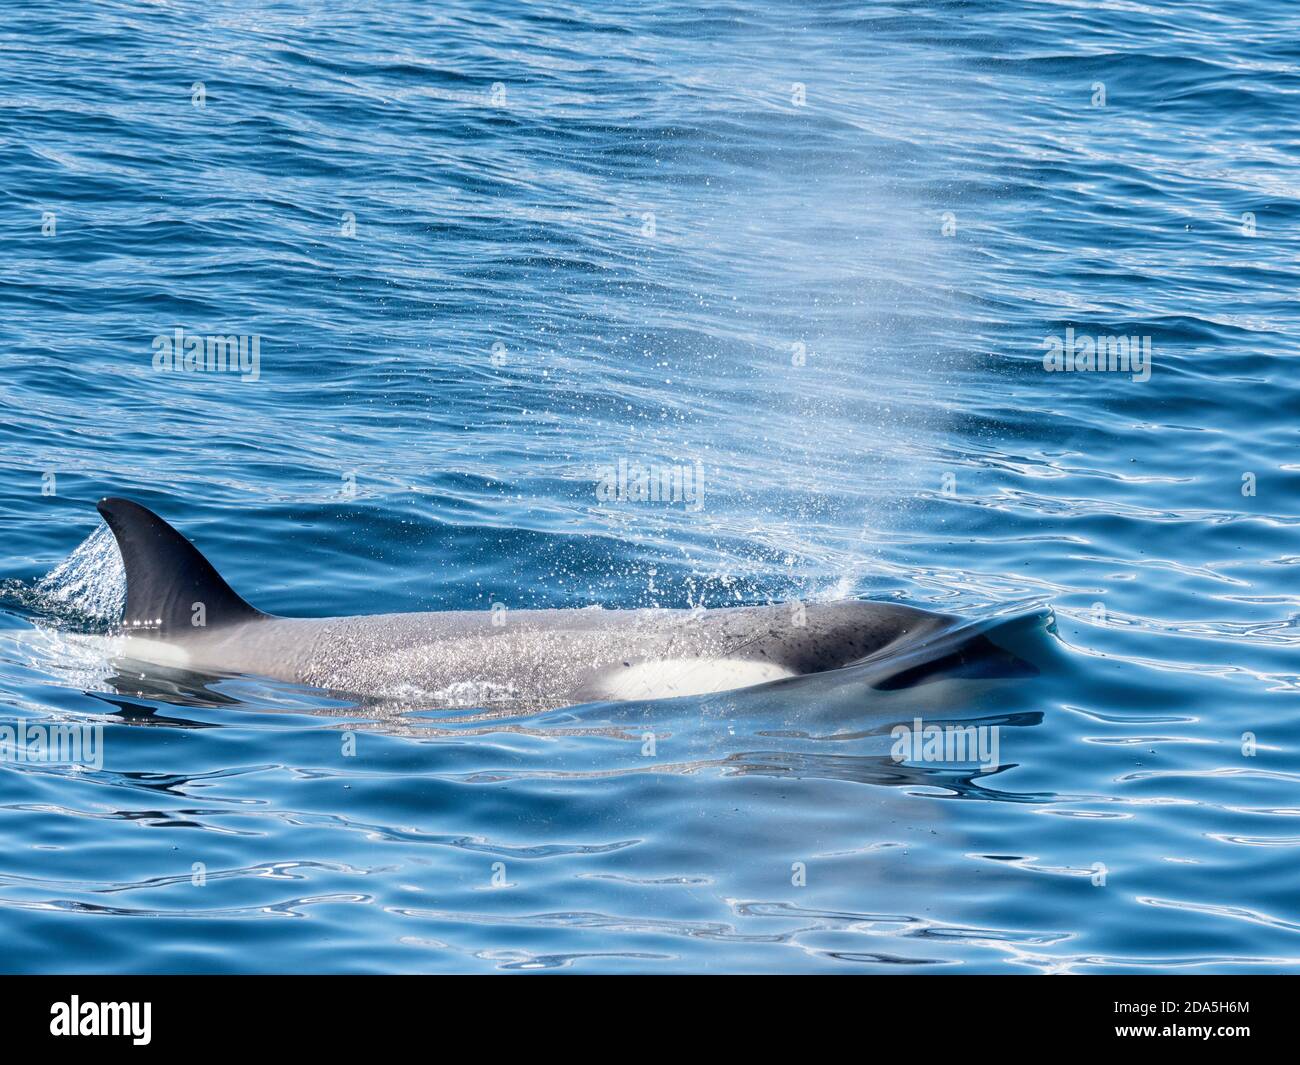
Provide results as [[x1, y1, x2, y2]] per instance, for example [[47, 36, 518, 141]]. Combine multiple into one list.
[[96, 497, 963, 709]]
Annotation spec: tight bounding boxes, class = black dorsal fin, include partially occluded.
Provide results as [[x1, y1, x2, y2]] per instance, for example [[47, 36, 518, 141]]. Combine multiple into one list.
[[97, 497, 267, 637]]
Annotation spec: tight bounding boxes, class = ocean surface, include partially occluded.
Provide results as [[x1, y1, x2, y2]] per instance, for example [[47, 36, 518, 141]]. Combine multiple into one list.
[[1, 0, 1298, 973]]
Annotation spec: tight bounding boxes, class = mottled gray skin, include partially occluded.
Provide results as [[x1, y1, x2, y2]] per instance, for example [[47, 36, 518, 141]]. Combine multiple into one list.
[[96, 496, 958, 710], [153, 600, 955, 707]]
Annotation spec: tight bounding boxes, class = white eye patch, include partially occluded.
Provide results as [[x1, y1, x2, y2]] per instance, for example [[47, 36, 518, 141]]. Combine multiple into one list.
[[590, 658, 795, 701]]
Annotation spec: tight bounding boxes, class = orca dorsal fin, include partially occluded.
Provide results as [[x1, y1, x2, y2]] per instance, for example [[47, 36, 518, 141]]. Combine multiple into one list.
[[97, 497, 266, 637]]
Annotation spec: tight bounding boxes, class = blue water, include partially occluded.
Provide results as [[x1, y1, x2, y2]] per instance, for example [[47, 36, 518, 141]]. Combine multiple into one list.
[[1, 0, 1298, 973]]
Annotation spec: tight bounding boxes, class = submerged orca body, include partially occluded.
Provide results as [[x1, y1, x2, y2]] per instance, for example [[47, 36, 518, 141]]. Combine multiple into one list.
[[97, 497, 964, 708]]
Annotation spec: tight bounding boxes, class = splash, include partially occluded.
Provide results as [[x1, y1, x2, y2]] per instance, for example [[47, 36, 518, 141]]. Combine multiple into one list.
[[32, 522, 125, 625], [0, 523, 126, 696]]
